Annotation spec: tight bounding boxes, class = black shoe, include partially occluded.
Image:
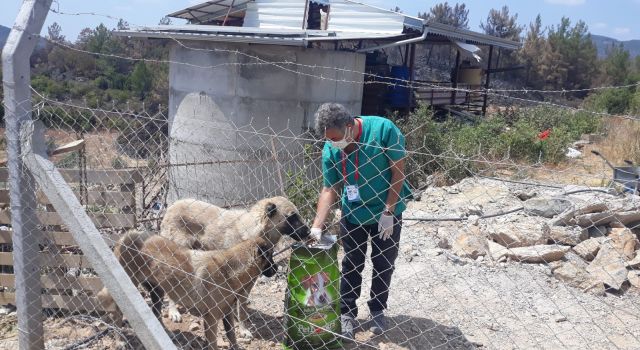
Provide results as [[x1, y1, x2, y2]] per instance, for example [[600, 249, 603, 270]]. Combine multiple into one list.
[[341, 315, 355, 342], [369, 311, 386, 335]]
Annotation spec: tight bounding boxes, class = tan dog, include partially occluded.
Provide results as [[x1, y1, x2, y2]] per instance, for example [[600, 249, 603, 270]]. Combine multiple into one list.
[[97, 230, 277, 350], [159, 196, 309, 338]]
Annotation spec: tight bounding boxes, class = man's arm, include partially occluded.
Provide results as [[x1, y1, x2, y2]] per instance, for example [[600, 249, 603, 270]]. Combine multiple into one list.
[[385, 158, 406, 213], [312, 185, 340, 229]]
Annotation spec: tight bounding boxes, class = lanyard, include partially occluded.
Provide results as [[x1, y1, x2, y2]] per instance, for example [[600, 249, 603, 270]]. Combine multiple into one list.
[[341, 119, 363, 185]]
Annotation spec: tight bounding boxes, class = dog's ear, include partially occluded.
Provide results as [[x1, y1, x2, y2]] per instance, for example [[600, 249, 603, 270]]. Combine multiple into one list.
[[265, 202, 277, 218]]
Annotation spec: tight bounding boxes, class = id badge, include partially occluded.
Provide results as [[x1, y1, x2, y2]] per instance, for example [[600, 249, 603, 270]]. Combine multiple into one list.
[[346, 185, 361, 202]]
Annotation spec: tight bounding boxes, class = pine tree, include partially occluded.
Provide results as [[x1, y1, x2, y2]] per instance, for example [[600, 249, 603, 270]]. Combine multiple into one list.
[[600, 43, 631, 86], [420, 2, 469, 29], [518, 15, 546, 89]]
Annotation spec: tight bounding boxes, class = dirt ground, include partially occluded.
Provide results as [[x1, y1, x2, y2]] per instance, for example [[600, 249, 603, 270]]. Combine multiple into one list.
[[0, 133, 639, 349], [3, 176, 640, 350]]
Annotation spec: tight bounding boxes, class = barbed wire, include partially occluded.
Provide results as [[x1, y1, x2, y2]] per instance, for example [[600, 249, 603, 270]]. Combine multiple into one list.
[[45, 7, 640, 96]]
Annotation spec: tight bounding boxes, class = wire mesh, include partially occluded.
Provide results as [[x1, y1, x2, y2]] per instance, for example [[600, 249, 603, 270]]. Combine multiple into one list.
[[2, 5, 640, 350]]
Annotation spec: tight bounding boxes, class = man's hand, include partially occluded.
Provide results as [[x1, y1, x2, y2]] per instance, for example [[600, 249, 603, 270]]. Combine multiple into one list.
[[378, 213, 394, 241], [310, 227, 322, 242]]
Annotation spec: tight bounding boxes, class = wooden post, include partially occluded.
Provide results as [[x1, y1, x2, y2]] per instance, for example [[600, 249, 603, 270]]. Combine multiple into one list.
[[408, 43, 416, 108], [482, 45, 494, 116], [2, 1, 53, 348], [451, 49, 461, 105]]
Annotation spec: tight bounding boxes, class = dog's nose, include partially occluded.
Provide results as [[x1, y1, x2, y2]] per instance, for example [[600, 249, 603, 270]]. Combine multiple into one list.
[[294, 225, 310, 240]]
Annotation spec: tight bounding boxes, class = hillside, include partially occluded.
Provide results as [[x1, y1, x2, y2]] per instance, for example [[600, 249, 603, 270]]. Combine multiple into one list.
[[592, 34, 640, 58]]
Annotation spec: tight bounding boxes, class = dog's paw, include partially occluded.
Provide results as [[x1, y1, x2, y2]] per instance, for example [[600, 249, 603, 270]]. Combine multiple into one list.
[[168, 309, 183, 323], [238, 326, 253, 341]]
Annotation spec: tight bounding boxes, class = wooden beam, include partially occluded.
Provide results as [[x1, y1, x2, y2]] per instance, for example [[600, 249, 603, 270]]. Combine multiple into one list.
[[0, 168, 142, 185], [482, 45, 494, 116], [0, 292, 116, 312], [49, 140, 85, 156]]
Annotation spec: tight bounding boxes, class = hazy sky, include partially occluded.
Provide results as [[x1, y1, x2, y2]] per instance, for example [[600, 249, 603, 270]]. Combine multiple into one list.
[[1, 0, 639, 42]]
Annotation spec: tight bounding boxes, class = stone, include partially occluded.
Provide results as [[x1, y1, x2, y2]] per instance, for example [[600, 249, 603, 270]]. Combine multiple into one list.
[[553, 261, 589, 288], [586, 242, 628, 290], [487, 240, 510, 261], [555, 316, 568, 323], [548, 226, 588, 246], [573, 237, 605, 261], [587, 226, 610, 238], [625, 253, 640, 269], [506, 245, 570, 263], [487, 222, 550, 248], [452, 232, 488, 259], [514, 190, 537, 201], [608, 228, 638, 260], [583, 281, 606, 296], [628, 271, 640, 289], [524, 197, 574, 218]]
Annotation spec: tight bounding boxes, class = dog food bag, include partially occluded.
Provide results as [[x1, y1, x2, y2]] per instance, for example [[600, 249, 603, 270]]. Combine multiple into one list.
[[283, 237, 342, 349]]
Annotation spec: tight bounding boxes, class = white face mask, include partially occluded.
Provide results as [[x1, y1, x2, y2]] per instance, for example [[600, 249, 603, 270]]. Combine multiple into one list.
[[330, 126, 353, 150]]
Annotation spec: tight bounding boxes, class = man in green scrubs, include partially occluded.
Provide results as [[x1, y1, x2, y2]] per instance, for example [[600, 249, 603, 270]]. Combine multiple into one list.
[[310, 103, 411, 341]]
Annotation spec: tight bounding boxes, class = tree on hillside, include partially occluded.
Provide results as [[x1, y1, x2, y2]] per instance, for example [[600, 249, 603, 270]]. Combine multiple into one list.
[[480, 6, 522, 41], [419, 2, 469, 29], [546, 17, 598, 93], [47, 22, 65, 43], [601, 43, 631, 85], [480, 6, 523, 80], [518, 15, 546, 88], [129, 62, 153, 99], [159, 16, 172, 25], [117, 19, 130, 31]]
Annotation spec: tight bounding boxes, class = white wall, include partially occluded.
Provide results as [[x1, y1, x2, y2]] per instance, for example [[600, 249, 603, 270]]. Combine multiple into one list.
[[167, 41, 365, 206]]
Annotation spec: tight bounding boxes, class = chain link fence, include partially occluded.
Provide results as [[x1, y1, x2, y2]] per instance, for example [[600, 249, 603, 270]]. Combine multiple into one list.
[[3, 3, 640, 349]]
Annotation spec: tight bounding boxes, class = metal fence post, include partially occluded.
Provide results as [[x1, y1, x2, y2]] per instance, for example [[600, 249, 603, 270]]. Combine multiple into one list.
[[2, 1, 53, 348]]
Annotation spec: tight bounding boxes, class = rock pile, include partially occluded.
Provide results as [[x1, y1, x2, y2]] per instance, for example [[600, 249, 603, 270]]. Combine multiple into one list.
[[418, 178, 640, 296]]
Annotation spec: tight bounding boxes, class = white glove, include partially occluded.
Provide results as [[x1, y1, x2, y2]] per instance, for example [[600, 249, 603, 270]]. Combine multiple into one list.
[[378, 213, 394, 241], [310, 228, 322, 242]]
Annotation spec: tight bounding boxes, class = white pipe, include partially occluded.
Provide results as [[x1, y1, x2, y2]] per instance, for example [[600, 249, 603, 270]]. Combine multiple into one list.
[[356, 29, 429, 53]]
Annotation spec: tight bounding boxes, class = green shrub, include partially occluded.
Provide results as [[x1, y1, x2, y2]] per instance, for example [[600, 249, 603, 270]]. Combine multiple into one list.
[[584, 89, 634, 115], [630, 90, 640, 114], [284, 143, 322, 224], [56, 152, 80, 169], [111, 156, 126, 169]]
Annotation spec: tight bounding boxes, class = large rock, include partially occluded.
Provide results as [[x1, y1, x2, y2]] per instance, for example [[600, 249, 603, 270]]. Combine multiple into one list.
[[573, 237, 605, 261], [524, 197, 574, 218], [487, 222, 550, 248], [608, 228, 638, 260], [553, 261, 590, 288], [547, 226, 588, 246], [505, 244, 570, 263], [628, 271, 640, 289], [586, 242, 628, 290], [487, 240, 510, 261], [625, 253, 640, 269], [452, 231, 488, 259]]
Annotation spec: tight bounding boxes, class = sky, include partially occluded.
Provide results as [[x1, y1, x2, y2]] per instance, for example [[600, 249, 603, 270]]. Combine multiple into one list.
[[1, 0, 639, 42]]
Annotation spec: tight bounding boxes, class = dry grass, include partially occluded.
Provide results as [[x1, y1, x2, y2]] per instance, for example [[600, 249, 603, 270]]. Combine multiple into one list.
[[600, 117, 640, 165]]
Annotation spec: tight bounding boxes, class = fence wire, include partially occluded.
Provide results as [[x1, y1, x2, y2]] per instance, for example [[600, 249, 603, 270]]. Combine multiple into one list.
[[2, 8, 640, 350]]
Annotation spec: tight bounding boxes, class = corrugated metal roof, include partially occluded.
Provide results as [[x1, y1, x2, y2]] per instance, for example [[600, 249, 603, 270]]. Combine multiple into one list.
[[243, 0, 307, 29], [155, 1, 521, 50], [170, 0, 422, 34], [168, 0, 252, 24], [115, 25, 403, 46], [426, 22, 521, 50]]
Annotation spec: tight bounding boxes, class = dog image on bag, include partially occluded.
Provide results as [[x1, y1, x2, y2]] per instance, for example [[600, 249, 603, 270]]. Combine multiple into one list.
[[97, 230, 277, 350], [302, 272, 332, 307], [159, 196, 310, 339]]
